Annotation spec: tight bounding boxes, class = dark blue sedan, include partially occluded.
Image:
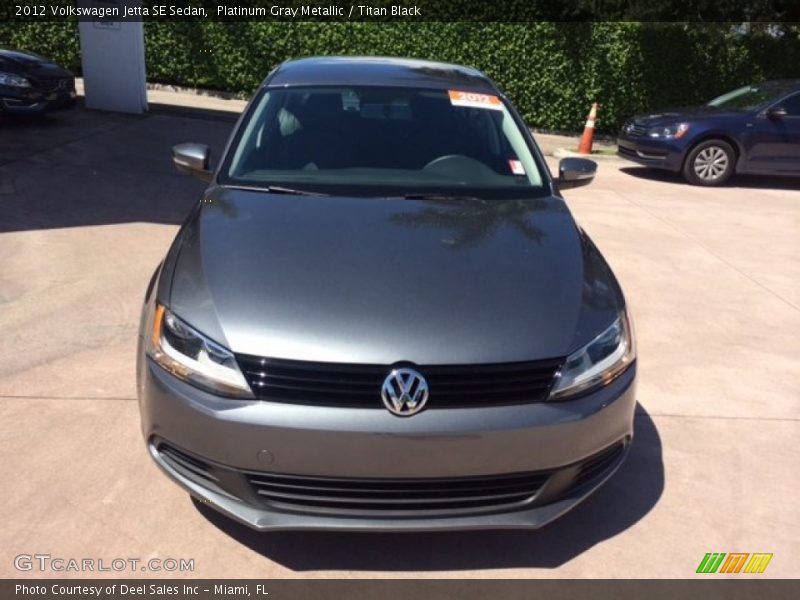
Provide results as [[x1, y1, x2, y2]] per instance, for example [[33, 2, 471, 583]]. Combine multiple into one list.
[[618, 80, 800, 185]]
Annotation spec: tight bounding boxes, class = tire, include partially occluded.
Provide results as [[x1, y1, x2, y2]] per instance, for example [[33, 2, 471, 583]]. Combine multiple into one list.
[[682, 139, 735, 186]]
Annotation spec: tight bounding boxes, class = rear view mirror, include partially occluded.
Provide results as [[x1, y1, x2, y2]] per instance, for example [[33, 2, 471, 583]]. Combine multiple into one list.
[[767, 106, 787, 119], [173, 143, 212, 182], [558, 157, 597, 189]]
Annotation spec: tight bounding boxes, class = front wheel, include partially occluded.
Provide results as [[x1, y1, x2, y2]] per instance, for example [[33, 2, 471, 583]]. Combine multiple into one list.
[[682, 140, 735, 186]]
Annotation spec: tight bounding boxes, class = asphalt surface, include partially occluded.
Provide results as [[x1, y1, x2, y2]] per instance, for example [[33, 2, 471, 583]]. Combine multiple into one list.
[[0, 106, 798, 578]]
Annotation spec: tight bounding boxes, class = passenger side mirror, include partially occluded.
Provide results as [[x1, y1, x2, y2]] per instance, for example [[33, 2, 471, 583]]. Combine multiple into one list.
[[558, 157, 597, 189], [767, 106, 787, 119], [173, 143, 212, 182]]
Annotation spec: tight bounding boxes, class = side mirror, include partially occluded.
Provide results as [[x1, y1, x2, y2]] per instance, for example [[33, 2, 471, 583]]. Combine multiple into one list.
[[558, 157, 597, 189], [767, 106, 787, 119], [173, 143, 212, 182]]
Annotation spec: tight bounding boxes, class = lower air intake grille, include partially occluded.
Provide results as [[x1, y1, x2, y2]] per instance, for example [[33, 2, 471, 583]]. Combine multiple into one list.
[[158, 443, 218, 485], [570, 442, 625, 491], [246, 470, 549, 514], [235, 355, 563, 408]]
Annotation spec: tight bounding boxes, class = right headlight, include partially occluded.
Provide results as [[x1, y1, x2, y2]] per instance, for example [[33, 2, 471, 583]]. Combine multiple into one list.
[[549, 310, 636, 400], [647, 122, 689, 139], [147, 304, 253, 398], [0, 72, 31, 88]]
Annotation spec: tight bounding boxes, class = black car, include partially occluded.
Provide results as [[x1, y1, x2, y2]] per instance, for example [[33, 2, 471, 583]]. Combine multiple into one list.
[[618, 80, 800, 185], [0, 49, 76, 114]]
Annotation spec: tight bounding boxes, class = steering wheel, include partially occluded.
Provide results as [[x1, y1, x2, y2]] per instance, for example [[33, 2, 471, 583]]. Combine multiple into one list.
[[423, 155, 485, 171]]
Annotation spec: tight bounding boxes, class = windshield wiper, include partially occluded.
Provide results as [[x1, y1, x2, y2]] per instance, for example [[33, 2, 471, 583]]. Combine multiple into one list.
[[226, 184, 328, 196], [398, 193, 483, 201], [263, 185, 328, 196]]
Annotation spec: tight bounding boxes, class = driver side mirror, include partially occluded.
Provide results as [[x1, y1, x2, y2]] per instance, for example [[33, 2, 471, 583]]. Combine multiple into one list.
[[767, 106, 788, 119], [558, 157, 597, 189], [173, 143, 212, 182]]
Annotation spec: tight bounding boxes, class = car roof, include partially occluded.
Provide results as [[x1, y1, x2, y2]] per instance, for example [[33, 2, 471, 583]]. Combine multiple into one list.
[[263, 56, 499, 94], [755, 79, 800, 91], [741, 80, 800, 98], [0, 48, 44, 61]]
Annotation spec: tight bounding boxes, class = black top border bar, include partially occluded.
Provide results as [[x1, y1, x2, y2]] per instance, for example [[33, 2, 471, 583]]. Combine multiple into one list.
[[3, 0, 800, 23]]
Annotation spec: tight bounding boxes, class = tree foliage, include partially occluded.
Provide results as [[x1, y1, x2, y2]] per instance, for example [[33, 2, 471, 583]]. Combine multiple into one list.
[[1, 21, 798, 132]]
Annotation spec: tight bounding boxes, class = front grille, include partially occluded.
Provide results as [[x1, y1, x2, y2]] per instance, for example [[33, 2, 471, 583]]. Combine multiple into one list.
[[35, 78, 72, 93], [236, 355, 563, 408], [623, 123, 649, 137], [246, 470, 549, 514]]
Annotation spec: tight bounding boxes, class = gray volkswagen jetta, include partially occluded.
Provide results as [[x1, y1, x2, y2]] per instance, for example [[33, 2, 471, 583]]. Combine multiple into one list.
[[137, 57, 636, 531]]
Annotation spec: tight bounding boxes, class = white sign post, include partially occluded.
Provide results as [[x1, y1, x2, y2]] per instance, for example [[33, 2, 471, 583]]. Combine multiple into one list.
[[77, 0, 147, 113]]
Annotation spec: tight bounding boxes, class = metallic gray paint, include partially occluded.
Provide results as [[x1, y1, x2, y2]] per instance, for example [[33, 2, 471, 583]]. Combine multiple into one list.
[[140, 358, 635, 478], [167, 189, 620, 365], [137, 56, 636, 531], [148, 443, 630, 532], [138, 356, 634, 530], [264, 56, 498, 93]]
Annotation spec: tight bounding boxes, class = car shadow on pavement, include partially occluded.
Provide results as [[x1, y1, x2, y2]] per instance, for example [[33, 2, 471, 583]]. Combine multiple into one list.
[[193, 403, 663, 571], [0, 106, 233, 233], [620, 166, 800, 191]]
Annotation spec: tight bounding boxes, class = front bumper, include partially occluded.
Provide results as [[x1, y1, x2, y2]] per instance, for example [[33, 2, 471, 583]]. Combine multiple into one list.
[[1, 87, 76, 114], [138, 356, 636, 531], [617, 135, 684, 171]]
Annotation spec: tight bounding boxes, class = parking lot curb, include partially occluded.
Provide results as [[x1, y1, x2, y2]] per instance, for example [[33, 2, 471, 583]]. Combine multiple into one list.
[[553, 147, 623, 161]]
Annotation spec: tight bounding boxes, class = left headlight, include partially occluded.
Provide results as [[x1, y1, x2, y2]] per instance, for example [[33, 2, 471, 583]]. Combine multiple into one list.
[[147, 304, 253, 398], [648, 123, 689, 139], [548, 310, 636, 401], [0, 72, 31, 88]]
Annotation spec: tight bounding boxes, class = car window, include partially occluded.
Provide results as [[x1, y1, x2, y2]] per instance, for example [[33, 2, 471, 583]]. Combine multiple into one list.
[[707, 84, 792, 111], [222, 86, 545, 196], [778, 93, 800, 116]]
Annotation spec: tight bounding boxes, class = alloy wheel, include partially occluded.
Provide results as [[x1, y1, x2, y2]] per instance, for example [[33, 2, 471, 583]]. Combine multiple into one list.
[[693, 146, 729, 182]]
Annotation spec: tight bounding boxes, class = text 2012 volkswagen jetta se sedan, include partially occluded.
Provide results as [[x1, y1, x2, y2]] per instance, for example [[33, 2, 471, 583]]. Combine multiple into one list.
[[137, 57, 636, 531]]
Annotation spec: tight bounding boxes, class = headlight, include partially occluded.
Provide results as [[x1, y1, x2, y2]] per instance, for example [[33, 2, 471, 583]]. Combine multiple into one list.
[[0, 72, 31, 88], [647, 123, 689, 139], [549, 311, 636, 400], [147, 304, 253, 398]]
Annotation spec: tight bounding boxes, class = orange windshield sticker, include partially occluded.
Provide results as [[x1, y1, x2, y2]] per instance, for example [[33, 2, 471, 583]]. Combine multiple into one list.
[[448, 90, 503, 110]]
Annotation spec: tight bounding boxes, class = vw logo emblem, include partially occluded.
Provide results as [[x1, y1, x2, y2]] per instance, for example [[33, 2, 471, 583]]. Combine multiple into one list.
[[381, 368, 429, 416]]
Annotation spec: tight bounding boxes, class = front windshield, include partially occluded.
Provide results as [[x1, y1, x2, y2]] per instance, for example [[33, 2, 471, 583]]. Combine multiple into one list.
[[221, 86, 545, 196], [707, 84, 787, 110]]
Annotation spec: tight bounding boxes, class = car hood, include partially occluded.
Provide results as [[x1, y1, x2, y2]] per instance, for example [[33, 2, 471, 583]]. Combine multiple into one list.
[[0, 49, 72, 79], [628, 105, 743, 127], [167, 187, 623, 365]]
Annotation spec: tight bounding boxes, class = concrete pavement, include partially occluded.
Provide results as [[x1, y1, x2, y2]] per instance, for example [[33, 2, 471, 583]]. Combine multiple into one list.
[[0, 106, 797, 578]]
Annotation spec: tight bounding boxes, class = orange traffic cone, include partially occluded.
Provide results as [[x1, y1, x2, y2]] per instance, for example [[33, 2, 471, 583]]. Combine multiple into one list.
[[577, 103, 598, 154]]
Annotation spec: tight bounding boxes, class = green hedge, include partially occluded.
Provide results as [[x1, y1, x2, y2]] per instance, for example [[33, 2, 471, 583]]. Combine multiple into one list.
[[2, 22, 799, 132]]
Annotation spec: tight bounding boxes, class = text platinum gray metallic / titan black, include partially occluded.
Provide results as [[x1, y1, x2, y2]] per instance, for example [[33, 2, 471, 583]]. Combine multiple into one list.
[[136, 57, 637, 531]]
